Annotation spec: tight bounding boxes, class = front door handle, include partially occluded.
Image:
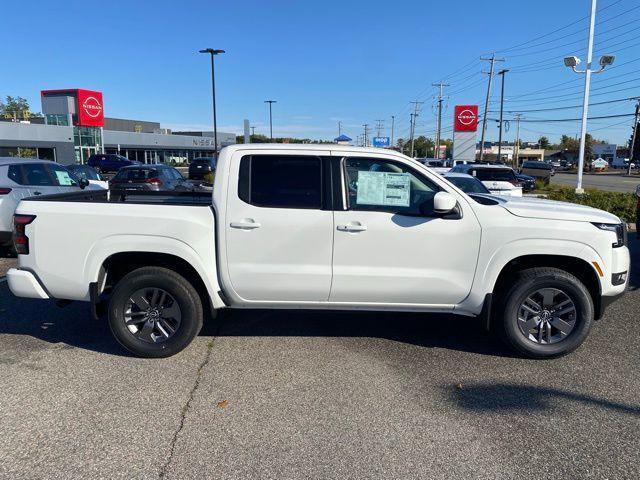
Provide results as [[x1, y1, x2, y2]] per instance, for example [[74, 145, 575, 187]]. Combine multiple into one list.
[[337, 223, 367, 232], [230, 220, 261, 230], [32, 191, 42, 196]]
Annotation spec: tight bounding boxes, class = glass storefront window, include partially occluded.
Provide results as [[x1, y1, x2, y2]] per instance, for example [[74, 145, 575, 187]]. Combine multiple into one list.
[[45, 114, 69, 126]]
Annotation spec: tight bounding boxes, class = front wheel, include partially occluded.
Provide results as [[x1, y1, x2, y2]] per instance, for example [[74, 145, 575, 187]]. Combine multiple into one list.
[[108, 267, 203, 358], [495, 267, 594, 359]]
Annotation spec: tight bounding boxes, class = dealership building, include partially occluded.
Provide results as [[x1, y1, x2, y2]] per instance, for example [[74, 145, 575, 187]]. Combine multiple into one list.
[[0, 88, 236, 165]]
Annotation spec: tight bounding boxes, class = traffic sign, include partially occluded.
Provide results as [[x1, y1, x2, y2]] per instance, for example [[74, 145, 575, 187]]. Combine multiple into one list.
[[372, 137, 390, 148]]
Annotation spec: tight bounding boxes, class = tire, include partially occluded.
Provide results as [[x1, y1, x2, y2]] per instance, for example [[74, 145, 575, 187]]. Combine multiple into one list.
[[495, 267, 594, 359], [108, 266, 203, 358]]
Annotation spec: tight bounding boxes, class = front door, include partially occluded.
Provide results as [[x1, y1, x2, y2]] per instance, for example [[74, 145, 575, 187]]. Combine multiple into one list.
[[330, 155, 481, 306], [225, 151, 333, 303]]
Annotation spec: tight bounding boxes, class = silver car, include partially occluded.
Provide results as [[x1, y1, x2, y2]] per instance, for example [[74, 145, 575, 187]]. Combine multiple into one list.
[[0, 158, 92, 255]]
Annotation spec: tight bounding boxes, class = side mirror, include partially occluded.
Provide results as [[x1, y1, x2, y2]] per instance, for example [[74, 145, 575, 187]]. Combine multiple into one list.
[[433, 191, 457, 214], [79, 178, 90, 190]]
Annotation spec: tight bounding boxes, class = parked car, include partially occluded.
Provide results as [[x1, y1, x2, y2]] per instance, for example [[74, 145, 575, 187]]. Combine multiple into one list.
[[515, 172, 536, 192], [188, 157, 216, 180], [7, 145, 629, 360], [0, 158, 91, 255], [109, 164, 192, 191], [559, 160, 575, 170], [442, 172, 491, 194], [66, 164, 108, 189], [449, 163, 523, 196], [87, 154, 139, 173], [520, 160, 554, 185]]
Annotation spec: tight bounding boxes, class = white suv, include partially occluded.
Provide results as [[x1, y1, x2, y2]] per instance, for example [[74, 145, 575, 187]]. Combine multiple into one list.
[[449, 163, 523, 196], [0, 158, 94, 255]]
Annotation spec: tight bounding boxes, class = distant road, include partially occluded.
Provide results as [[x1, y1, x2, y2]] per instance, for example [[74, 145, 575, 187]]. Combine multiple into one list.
[[552, 171, 640, 193]]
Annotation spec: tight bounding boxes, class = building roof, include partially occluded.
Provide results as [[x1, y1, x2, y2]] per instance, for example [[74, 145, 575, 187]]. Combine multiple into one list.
[[334, 134, 352, 142]]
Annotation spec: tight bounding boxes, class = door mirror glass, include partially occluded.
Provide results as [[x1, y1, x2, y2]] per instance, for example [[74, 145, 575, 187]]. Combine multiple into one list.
[[433, 191, 457, 214]]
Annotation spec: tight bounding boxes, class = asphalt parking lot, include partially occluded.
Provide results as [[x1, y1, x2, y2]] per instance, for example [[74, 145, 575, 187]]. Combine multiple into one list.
[[1, 244, 639, 480], [552, 171, 640, 193]]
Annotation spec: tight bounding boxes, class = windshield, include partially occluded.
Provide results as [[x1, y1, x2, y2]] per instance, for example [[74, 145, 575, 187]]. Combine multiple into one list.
[[68, 165, 101, 181], [446, 176, 490, 194]]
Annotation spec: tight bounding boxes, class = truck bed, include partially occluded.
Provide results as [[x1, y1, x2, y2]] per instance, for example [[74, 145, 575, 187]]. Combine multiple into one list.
[[26, 189, 213, 206]]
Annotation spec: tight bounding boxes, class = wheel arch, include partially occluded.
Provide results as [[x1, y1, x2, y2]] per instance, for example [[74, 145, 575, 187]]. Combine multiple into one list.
[[492, 254, 602, 318], [101, 251, 218, 320]]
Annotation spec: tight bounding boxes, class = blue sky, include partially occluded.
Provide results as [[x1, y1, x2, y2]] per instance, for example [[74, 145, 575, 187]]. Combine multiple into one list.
[[2, 0, 638, 145]]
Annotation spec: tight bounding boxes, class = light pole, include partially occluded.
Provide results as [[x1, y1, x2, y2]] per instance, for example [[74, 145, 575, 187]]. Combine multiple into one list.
[[264, 100, 276, 140], [563, 0, 615, 193], [497, 69, 509, 164], [198, 48, 225, 158]]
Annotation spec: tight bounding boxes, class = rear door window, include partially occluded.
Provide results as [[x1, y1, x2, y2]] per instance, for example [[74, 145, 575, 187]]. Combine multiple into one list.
[[9, 164, 56, 186], [113, 168, 159, 182], [238, 155, 322, 209]]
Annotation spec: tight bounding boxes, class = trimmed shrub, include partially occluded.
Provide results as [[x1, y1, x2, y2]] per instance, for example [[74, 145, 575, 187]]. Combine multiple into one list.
[[543, 186, 637, 222]]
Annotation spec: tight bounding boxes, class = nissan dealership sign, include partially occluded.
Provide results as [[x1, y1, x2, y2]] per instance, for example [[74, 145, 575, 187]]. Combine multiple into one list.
[[76, 89, 104, 127], [454, 105, 478, 132], [452, 104, 479, 162]]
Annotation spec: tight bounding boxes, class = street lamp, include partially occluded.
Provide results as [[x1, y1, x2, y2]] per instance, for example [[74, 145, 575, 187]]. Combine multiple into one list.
[[199, 48, 225, 158], [264, 100, 277, 140], [563, 0, 614, 194]]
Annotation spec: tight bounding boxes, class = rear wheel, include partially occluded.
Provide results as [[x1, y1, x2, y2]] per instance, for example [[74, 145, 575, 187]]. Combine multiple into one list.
[[495, 267, 594, 359], [108, 267, 203, 358]]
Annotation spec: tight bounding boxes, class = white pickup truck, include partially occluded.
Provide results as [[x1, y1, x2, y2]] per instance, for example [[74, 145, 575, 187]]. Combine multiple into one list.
[[7, 145, 630, 359]]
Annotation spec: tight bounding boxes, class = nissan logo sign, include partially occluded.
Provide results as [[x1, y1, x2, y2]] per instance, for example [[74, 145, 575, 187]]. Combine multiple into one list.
[[82, 96, 103, 118], [457, 109, 476, 126]]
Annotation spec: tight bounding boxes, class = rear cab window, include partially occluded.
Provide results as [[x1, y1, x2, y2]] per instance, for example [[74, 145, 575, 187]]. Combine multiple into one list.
[[113, 168, 160, 182], [472, 168, 516, 182]]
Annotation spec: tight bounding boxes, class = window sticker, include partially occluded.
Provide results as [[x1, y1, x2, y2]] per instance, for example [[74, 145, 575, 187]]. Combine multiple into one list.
[[55, 170, 75, 186], [356, 171, 410, 207]]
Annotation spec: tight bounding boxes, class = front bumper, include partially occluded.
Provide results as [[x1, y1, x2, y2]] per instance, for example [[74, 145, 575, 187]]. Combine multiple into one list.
[[6, 268, 49, 299]]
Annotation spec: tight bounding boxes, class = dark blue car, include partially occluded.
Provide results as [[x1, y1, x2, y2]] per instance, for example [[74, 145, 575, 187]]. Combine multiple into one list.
[[87, 154, 139, 173]]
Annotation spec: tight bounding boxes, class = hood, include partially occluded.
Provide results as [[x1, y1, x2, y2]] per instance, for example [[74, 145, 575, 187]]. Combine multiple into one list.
[[482, 194, 621, 224]]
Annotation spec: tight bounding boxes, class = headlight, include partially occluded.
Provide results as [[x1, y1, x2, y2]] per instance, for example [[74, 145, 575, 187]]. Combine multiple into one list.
[[591, 222, 626, 248]]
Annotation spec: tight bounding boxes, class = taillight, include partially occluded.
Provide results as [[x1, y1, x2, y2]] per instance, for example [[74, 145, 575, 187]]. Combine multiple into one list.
[[144, 178, 162, 185], [0, 187, 12, 195], [13, 215, 36, 255]]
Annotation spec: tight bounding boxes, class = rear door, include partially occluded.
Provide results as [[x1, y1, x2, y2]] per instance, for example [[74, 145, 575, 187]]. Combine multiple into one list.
[[224, 150, 333, 302]]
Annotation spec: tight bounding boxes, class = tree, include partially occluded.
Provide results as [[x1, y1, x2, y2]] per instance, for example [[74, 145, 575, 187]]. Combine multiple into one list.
[[538, 136, 550, 149], [9, 148, 37, 158], [0, 96, 31, 120]]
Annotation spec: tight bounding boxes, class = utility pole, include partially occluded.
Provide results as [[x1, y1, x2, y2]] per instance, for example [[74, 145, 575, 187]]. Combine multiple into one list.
[[479, 54, 505, 161], [513, 113, 522, 169], [432, 82, 450, 160], [375, 119, 385, 137], [338, 121, 342, 137], [497, 69, 509, 164], [391, 115, 395, 148], [409, 101, 423, 158], [250, 126, 256, 138], [628, 100, 640, 175], [264, 100, 276, 140], [362, 124, 370, 147]]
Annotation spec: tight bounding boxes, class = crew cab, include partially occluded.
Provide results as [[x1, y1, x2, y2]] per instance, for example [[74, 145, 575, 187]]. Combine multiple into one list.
[[7, 145, 630, 359]]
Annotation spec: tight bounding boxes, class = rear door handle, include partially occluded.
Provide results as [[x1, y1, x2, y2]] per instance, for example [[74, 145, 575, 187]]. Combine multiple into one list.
[[32, 191, 42, 196], [337, 224, 367, 232], [230, 220, 261, 230]]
